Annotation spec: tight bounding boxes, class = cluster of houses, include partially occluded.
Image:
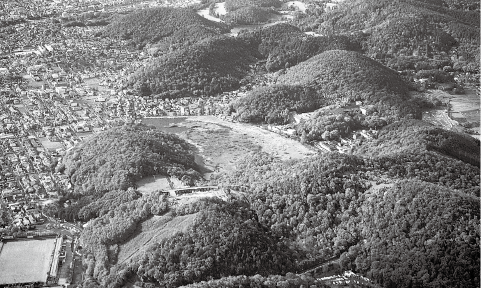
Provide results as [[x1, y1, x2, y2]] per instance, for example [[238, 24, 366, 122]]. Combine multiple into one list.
[[134, 91, 244, 118], [0, 0, 59, 23], [320, 270, 376, 287], [313, 130, 378, 154]]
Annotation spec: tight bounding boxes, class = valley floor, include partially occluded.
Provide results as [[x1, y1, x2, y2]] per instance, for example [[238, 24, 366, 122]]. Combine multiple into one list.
[[181, 116, 317, 173]]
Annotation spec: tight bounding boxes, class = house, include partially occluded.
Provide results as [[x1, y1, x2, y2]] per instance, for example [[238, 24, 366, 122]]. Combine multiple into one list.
[[179, 106, 189, 116], [325, 3, 339, 11]]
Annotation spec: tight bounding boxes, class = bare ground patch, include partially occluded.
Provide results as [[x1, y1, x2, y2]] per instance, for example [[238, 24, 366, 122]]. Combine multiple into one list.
[[180, 116, 316, 175], [0, 238, 56, 285], [136, 175, 172, 194], [117, 213, 198, 265]]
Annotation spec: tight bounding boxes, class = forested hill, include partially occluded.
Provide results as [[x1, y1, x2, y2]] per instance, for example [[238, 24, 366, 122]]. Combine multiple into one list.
[[355, 119, 481, 167], [126, 36, 260, 98], [127, 23, 365, 98], [76, 148, 480, 288], [211, 152, 479, 287], [238, 23, 363, 72], [100, 7, 229, 49], [297, 0, 479, 70], [224, 0, 282, 12], [81, 197, 300, 288], [275, 50, 418, 118], [60, 125, 201, 195]]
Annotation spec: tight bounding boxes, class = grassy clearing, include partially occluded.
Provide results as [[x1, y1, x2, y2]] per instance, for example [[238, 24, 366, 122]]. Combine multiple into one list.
[[180, 116, 316, 175], [180, 120, 261, 173], [117, 213, 198, 265]]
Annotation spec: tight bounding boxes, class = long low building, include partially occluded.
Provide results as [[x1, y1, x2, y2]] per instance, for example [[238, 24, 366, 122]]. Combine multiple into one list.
[[173, 186, 219, 196], [49, 237, 63, 279]]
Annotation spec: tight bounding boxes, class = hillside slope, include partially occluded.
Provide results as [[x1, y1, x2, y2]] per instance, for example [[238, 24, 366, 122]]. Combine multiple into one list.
[[239, 23, 362, 72], [127, 36, 260, 98], [304, 0, 479, 71], [355, 119, 480, 166], [276, 50, 418, 118], [116, 213, 198, 265], [101, 7, 228, 49], [62, 125, 201, 195], [213, 152, 480, 287]]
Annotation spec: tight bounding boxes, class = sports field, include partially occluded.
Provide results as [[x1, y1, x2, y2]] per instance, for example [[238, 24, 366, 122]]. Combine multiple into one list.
[[0, 238, 56, 285]]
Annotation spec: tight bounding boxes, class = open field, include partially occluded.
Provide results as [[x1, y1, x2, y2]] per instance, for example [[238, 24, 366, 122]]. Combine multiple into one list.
[[0, 238, 56, 285], [141, 116, 316, 178], [423, 88, 481, 136], [136, 175, 172, 194], [117, 213, 198, 265], [422, 89, 480, 133], [40, 137, 63, 150], [422, 109, 459, 130], [180, 116, 316, 174], [173, 189, 230, 207]]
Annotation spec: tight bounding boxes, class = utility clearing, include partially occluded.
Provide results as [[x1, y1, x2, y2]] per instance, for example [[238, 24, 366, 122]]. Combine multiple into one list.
[[117, 213, 198, 265]]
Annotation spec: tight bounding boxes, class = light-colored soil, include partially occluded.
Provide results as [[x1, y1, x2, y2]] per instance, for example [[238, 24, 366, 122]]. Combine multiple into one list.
[[284, 1, 307, 12], [40, 137, 63, 150], [0, 238, 56, 285], [418, 89, 480, 135], [172, 189, 229, 207], [180, 116, 316, 174], [117, 213, 198, 265], [136, 175, 172, 194], [197, 7, 225, 23], [422, 109, 458, 130], [215, 2, 226, 15], [427, 89, 480, 122]]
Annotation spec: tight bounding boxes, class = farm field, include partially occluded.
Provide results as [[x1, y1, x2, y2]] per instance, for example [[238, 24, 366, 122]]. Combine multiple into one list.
[[423, 88, 481, 133], [0, 238, 56, 285]]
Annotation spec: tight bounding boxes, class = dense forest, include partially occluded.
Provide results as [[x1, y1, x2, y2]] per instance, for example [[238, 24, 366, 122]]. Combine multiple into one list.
[[178, 274, 330, 288], [122, 21, 367, 99], [229, 33, 423, 126], [80, 197, 300, 288], [221, 6, 279, 25], [100, 7, 228, 49], [355, 119, 480, 166], [125, 36, 260, 98], [224, 0, 282, 12], [78, 127, 479, 287], [275, 50, 420, 119], [121, 199, 298, 287], [60, 124, 201, 195], [238, 23, 363, 72], [80, 190, 170, 282], [67, 1, 481, 288], [232, 85, 322, 124], [212, 150, 479, 286], [294, 0, 479, 75]]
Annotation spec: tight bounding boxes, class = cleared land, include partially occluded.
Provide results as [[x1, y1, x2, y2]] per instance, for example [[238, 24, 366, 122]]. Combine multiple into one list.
[[117, 213, 198, 265], [422, 110, 458, 130], [181, 116, 316, 174], [172, 189, 230, 207], [40, 137, 63, 150], [136, 175, 172, 194], [421, 89, 480, 135], [0, 238, 56, 285]]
